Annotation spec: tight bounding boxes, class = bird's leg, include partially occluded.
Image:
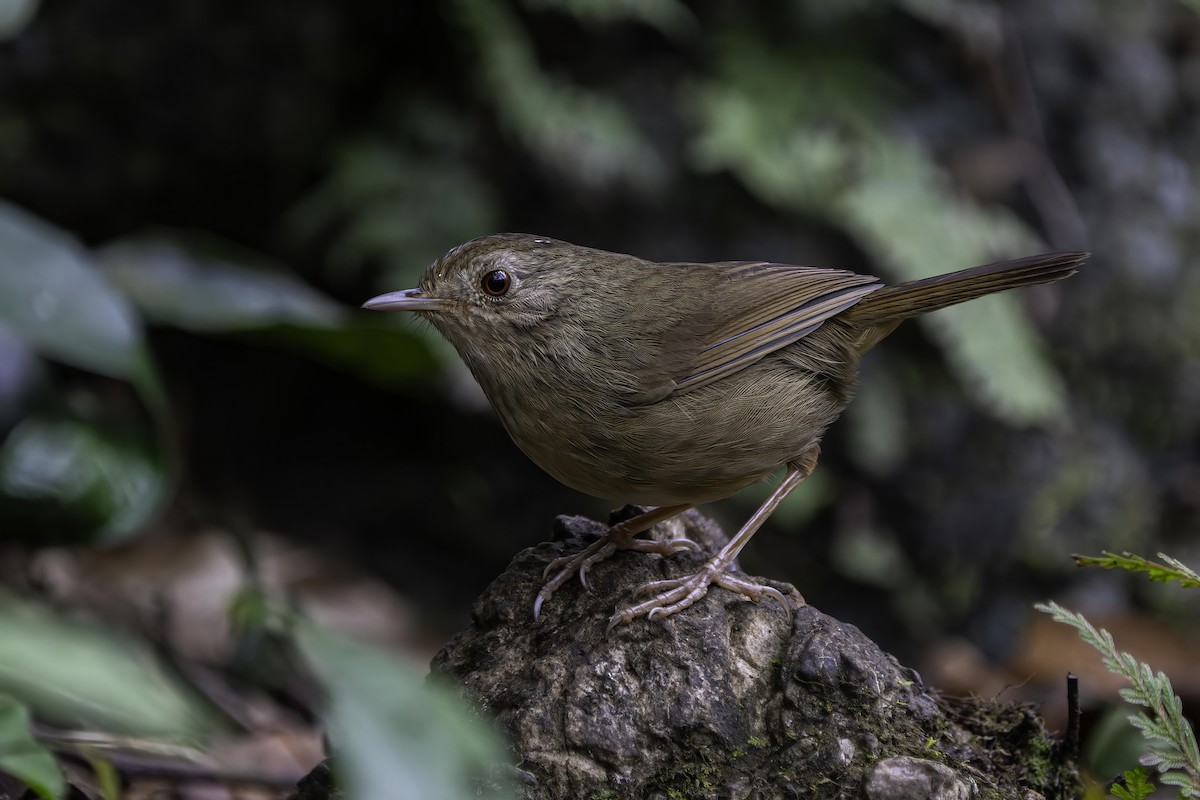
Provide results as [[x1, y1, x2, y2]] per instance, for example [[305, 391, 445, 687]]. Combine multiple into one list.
[[534, 502, 695, 619], [609, 447, 820, 629]]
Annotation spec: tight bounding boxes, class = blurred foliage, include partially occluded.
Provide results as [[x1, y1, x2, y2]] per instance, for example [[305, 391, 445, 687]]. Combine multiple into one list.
[[0, 0, 36, 41], [0, 597, 220, 741], [453, 0, 665, 192], [0, 202, 161, 409], [0, 415, 165, 546], [0, 204, 169, 545], [99, 236, 440, 387], [524, 0, 696, 38], [0, 206, 442, 547], [0, 695, 62, 800], [690, 31, 1066, 426], [287, 106, 499, 290], [100, 237, 344, 332], [296, 623, 515, 800], [1087, 709, 1159, 798]]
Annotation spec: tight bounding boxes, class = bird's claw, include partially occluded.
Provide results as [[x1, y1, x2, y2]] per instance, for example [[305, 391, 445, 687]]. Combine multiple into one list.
[[608, 566, 794, 630], [534, 532, 702, 620]]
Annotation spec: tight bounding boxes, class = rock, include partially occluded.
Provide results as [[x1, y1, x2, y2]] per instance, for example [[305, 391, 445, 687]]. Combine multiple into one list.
[[863, 756, 976, 799], [430, 511, 1079, 799]]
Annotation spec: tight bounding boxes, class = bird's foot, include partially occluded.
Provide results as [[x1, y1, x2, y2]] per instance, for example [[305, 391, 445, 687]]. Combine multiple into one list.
[[534, 520, 700, 619], [608, 561, 793, 629]]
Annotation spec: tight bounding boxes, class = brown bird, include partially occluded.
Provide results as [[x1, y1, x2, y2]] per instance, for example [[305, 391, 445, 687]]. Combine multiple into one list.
[[363, 235, 1084, 626]]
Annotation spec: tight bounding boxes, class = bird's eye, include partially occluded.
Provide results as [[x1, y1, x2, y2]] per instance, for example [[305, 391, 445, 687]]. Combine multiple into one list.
[[480, 269, 512, 297]]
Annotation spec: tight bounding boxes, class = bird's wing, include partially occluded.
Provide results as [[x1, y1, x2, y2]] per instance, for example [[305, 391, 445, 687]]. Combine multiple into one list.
[[665, 261, 882, 395]]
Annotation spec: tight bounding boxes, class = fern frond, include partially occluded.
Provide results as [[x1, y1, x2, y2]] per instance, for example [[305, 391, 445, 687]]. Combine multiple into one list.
[[1035, 602, 1200, 796], [1073, 552, 1200, 589]]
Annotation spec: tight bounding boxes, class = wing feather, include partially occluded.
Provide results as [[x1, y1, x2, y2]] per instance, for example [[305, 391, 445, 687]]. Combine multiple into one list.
[[669, 262, 881, 394]]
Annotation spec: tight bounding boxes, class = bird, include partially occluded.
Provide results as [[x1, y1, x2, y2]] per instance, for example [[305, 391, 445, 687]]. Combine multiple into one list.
[[363, 234, 1085, 626]]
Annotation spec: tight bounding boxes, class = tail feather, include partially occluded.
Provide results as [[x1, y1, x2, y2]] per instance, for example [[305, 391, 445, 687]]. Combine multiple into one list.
[[846, 251, 1087, 327]]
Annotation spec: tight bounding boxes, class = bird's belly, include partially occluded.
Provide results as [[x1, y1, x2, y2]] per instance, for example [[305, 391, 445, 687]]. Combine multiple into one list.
[[521, 436, 775, 506], [494, 358, 849, 506]]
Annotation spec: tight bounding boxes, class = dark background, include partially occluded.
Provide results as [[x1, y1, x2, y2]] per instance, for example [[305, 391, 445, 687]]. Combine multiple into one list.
[[1, 0, 1198, 780]]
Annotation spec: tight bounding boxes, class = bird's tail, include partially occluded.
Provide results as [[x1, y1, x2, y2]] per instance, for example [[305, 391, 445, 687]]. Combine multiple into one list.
[[846, 251, 1086, 327], [842, 251, 1086, 353]]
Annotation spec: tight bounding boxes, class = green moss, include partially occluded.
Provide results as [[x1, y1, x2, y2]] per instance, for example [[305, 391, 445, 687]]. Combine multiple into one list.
[[659, 749, 721, 799], [1020, 733, 1057, 787]]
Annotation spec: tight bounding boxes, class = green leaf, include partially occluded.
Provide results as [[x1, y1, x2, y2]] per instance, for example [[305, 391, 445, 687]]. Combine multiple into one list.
[[288, 134, 498, 288], [1109, 766, 1155, 800], [0, 415, 168, 546], [0, 598, 220, 741], [0, 0, 38, 41], [1074, 551, 1200, 589], [0, 202, 161, 406], [98, 236, 441, 386], [0, 695, 64, 800], [836, 140, 1067, 425], [87, 755, 120, 800], [522, 0, 697, 39], [455, 0, 662, 190], [1086, 707, 1155, 790], [891, 0, 1003, 54], [690, 42, 1069, 426], [98, 237, 343, 332], [295, 623, 515, 800], [689, 34, 888, 206]]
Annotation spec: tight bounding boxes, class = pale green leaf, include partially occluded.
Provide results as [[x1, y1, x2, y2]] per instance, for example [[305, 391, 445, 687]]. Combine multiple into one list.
[[522, 0, 697, 38], [0, 415, 168, 546], [454, 0, 662, 189], [287, 135, 497, 286], [98, 236, 442, 387], [98, 237, 343, 332], [891, 0, 1003, 53], [0, 0, 37, 40], [295, 624, 514, 800], [689, 41, 1069, 425], [0, 598, 219, 742], [0, 202, 160, 406], [0, 695, 64, 800], [836, 139, 1067, 424]]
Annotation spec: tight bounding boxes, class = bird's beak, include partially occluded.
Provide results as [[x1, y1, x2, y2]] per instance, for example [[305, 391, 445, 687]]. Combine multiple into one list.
[[361, 288, 452, 312]]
